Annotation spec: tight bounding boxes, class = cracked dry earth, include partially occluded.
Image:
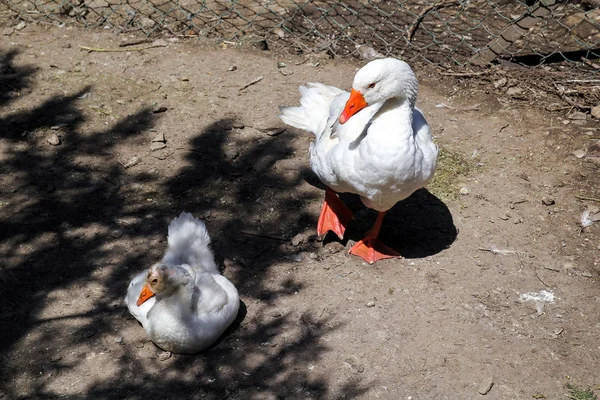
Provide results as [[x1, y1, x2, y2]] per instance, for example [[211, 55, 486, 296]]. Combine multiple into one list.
[[1, 21, 599, 400]]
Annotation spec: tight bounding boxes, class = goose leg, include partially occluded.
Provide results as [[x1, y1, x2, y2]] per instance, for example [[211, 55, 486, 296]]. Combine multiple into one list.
[[317, 187, 354, 240], [350, 211, 401, 264]]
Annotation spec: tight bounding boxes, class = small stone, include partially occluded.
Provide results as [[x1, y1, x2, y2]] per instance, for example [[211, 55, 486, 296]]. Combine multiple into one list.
[[265, 128, 285, 136], [158, 351, 172, 361], [47, 133, 61, 146], [460, 187, 470, 195], [291, 233, 307, 247], [562, 119, 570, 125], [553, 328, 564, 336], [111, 229, 124, 238], [115, 100, 126, 105], [2, 27, 14, 36], [269, 310, 283, 318], [581, 272, 593, 278], [590, 105, 600, 119], [232, 121, 245, 129], [273, 27, 286, 39], [493, 78, 507, 89], [507, 87, 522, 96], [289, 253, 303, 262], [51, 355, 62, 363], [135, 342, 145, 348], [140, 17, 156, 29], [227, 65, 237, 71], [572, 149, 586, 159], [115, 336, 123, 344], [122, 156, 140, 169], [15, 21, 26, 30], [152, 106, 168, 113], [478, 377, 494, 395], [150, 142, 167, 151], [224, 147, 239, 160], [366, 301, 375, 308], [568, 111, 587, 121], [541, 197, 555, 206], [151, 132, 166, 143], [83, 330, 95, 339]]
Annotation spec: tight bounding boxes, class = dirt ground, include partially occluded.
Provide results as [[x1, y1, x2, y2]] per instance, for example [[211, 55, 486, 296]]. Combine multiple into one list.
[[1, 20, 599, 400]]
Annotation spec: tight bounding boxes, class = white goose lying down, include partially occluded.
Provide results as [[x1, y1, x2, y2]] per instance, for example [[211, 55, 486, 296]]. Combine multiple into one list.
[[279, 58, 438, 264], [125, 212, 239, 354]]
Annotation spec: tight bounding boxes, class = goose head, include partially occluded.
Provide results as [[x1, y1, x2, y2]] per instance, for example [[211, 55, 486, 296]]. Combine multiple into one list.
[[339, 58, 418, 124], [136, 263, 193, 306]]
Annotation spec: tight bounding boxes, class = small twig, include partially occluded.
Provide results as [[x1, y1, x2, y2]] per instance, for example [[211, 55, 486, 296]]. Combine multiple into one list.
[[478, 245, 523, 255], [239, 76, 264, 91], [439, 70, 490, 77], [553, 82, 591, 111], [575, 195, 600, 202], [580, 56, 600, 70], [499, 123, 509, 132], [407, 0, 460, 41], [79, 43, 167, 53], [118, 38, 149, 47], [560, 79, 600, 83], [436, 103, 480, 111], [240, 230, 288, 242], [89, 106, 118, 118]]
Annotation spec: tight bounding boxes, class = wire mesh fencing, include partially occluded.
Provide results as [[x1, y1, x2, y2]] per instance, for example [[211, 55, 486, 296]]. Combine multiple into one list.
[[3, 0, 600, 70]]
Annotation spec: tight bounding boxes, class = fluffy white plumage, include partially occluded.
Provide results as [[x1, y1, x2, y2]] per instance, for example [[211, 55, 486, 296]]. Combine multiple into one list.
[[279, 58, 438, 212], [125, 212, 239, 354]]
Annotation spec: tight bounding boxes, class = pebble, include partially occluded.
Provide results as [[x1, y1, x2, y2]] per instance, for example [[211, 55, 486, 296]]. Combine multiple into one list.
[[232, 121, 245, 129], [289, 253, 303, 262], [568, 111, 587, 120], [581, 272, 593, 278], [150, 142, 167, 151], [572, 149, 586, 159], [507, 87, 522, 96], [2, 27, 14, 36], [15, 21, 26, 30], [82, 330, 95, 339], [158, 351, 172, 361], [291, 233, 307, 247], [273, 27, 286, 39], [111, 229, 124, 238], [115, 336, 123, 344], [135, 342, 145, 348], [47, 133, 61, 146], [493, 78, 507, 88], [51, 355, 62, 363], [122, 156, 140, 169], [460, 187, 470, 195], [227, 65, 237, 71], [541, 197, 555, 206], [591, 104, 600, 119], [152, 106, 168, 113], [366, 301, 375, 308], [478, 377, 494, 395], [151, 132, 165, 143]]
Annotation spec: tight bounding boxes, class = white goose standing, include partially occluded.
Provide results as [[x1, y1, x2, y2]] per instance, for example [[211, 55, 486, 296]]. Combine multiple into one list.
[[125, 212, 240, 353], [279, 58, 438, 264]]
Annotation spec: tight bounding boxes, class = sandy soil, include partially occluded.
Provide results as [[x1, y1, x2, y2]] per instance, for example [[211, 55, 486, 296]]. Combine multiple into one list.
[[1, 20, 599, 400]]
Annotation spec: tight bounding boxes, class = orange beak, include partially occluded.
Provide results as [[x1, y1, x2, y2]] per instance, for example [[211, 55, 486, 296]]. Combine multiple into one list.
[[136, 284, 155, 306], [339, 89, 368, 124]]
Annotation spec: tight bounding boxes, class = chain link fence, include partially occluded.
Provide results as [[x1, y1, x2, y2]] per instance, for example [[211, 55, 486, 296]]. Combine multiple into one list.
[[2, 0, 599, 70]]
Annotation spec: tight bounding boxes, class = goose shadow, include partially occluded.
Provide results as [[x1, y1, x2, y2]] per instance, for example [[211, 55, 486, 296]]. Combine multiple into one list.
[[303, 171, 457, 258]]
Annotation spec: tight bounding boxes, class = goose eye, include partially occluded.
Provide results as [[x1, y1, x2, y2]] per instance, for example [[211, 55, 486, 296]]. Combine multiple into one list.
[[368, 82, 376, 89], [151, 278, 158, 285]]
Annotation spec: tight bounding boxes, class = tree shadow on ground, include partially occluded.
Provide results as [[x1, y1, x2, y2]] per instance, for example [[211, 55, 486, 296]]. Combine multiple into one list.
[[0, 48, 368, 399]]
